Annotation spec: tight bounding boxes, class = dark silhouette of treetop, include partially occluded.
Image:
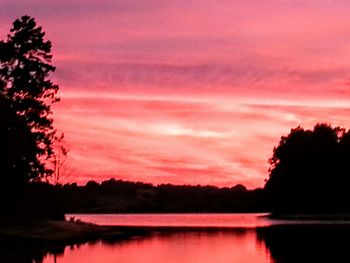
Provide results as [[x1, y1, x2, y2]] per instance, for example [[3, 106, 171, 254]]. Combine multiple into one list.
[[0, 15, 60, 181], [265, 123, 350, 214]]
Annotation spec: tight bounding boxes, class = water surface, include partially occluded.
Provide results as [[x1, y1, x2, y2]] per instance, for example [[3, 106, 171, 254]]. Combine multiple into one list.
[[43, 230, 272, 263], [67, 213, 271, 227]]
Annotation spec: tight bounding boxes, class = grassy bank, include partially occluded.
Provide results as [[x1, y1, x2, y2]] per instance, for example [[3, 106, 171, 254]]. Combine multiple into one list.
[[0, 219, 142, 245]]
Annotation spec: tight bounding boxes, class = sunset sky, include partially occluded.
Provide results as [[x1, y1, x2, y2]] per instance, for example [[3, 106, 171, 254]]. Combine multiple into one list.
[[2, 0, 350, 188]]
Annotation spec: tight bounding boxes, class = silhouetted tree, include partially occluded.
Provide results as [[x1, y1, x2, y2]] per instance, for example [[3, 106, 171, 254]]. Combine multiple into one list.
[[0, 16, 60, 181], [265, 123, 350, 214]]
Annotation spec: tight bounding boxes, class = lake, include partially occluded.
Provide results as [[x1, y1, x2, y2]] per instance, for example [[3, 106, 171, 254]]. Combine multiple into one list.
[[66, 213, 273, 227], [43, 230, 272, 263], [4, 214, 350, 263]]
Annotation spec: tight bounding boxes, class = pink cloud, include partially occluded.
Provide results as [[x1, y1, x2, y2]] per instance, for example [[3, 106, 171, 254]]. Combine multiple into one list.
[[3, 0, 350, 99]]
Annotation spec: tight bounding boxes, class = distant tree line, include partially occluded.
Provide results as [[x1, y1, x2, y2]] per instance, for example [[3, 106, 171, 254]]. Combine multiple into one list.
[[22, 179, 267, 215]]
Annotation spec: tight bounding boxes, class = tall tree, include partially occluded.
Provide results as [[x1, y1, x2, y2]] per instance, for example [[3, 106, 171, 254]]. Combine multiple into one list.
[[0, 16, 60, 181], [264, 123, 350, 214]]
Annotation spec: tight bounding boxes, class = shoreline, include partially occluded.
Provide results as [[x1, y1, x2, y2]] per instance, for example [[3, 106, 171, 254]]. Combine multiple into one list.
[[0, 220, 143, 246], [3, 213, 350, 246]]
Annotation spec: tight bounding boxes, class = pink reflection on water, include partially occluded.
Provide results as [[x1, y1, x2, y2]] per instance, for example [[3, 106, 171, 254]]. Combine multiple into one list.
[[66, 213, 272, 227], [44, 231, 272, 263]]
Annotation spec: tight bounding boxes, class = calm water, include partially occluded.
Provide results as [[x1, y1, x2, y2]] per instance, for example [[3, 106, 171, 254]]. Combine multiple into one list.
[[4, 214, 350, 263], [43, 230, 272, 263], [66, 213, 272, 227]]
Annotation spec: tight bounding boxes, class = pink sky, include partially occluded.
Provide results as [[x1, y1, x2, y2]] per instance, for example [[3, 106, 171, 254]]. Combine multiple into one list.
[[2, 0, 350, 188]]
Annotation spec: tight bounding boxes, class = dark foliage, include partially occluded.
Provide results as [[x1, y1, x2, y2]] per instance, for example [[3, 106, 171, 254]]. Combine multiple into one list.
[[0, 16, 59, 181], [0, 97, 37, 213], [264, 123, 350, 214], [0, 98, 36, 185]]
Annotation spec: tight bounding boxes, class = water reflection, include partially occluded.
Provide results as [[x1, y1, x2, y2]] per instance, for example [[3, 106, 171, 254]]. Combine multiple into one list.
[[2, 225, 350, 263], [0, 230, 271, 263], [257, 225, 350, 262], [43, 230, 271, 263]]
